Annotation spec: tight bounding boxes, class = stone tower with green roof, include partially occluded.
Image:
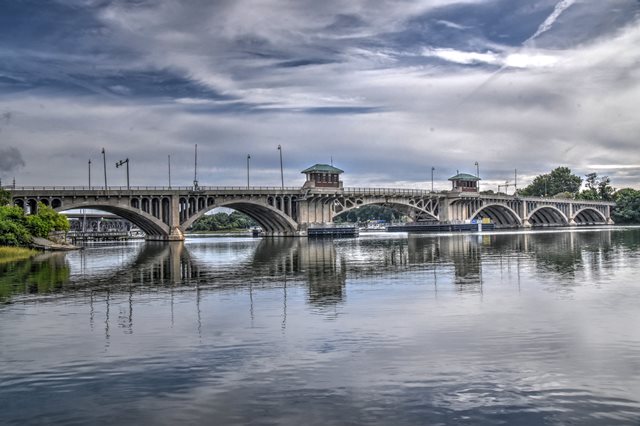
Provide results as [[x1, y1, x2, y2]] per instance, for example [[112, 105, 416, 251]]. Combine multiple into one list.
[[448, 172, 480, 193], [302, 164, 344, 190]]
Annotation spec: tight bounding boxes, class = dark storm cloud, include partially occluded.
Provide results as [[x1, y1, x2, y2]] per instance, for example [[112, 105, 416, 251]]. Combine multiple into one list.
[[0, 147, 26, 174]]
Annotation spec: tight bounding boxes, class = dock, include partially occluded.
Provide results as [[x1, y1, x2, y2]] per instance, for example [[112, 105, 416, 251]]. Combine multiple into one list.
[[387, 223, 496, 233], [308, 227, 359, 238]]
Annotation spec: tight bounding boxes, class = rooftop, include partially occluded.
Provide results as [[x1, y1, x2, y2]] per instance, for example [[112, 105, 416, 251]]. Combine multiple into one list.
[[448, 173, 481, 182], [301, 164, 344, 174]]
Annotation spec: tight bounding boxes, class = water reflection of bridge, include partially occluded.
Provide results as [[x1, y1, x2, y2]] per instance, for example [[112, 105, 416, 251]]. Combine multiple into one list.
[[1, 229, 623, 338], [3, 231, 620, 303]]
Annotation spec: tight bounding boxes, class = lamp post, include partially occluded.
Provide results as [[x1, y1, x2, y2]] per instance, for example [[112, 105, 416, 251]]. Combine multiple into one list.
[[475, 161, 480, 192], [115, 158, 130, 190], [84, 159, 91, 233], [101, 148, 107, 190], [193, 144, 199, 189], [247, 154, 251, 189], [431, 167, 435, 192], [168, 155, 171, 189], [277, 144, 284, 189]]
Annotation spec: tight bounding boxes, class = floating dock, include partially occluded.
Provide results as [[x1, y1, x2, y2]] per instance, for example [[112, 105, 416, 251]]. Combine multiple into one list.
[[68, 232, 142, 242], [387, 223, 496, 233], [307, 227, 359, 238]]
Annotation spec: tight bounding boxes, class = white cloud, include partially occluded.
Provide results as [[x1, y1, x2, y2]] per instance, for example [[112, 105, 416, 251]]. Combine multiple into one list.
[[423, 48, 559, 69]]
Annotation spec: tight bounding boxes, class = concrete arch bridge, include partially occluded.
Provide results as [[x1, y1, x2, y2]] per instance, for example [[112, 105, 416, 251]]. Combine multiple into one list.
[[7, 184, 614, 240]]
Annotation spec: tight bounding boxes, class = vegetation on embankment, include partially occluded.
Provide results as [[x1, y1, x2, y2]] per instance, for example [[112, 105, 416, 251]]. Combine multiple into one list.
[[334, 205, 405, 223], [0, 188, 71, 247], [188, 211, 256, 232], [0, 247, 38, 264]]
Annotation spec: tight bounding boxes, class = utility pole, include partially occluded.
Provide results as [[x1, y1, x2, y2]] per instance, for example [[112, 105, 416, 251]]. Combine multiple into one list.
[[115, 158, 130, 190], [247, 154, 251, 189], [101, 148, 107, 190], [193, 144, 199, 189], [168, 155, 171, 189], [277, 144, 284, 189]]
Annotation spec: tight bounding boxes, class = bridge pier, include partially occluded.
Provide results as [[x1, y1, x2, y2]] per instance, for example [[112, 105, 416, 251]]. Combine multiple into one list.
[[145, 226, 185, 241]]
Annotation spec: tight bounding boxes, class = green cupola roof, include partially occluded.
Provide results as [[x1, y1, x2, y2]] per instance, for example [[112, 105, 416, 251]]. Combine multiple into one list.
[[301, 164, 344, 174]]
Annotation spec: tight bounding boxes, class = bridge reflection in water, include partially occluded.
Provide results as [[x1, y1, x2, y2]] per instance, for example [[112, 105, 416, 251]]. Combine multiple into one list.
[[0, 230, 623, 336]]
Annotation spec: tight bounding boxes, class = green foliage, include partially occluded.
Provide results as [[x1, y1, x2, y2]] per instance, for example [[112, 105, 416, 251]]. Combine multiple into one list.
[[613, 188, 640, 224], [334, 205, 404, 223], [0, 202, 69, 246], [189, 211, 257, 231], [518, 167, 582, 197], [35, 203, 70, 233], [0, 206, 31, 246], [0, 189, 11, 206], [577, 173, 614, 201], [26, 215, 52, 238]]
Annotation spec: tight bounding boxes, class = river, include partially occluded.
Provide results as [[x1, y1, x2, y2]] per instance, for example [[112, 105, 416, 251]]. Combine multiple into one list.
[[1, 228, 640, 425]]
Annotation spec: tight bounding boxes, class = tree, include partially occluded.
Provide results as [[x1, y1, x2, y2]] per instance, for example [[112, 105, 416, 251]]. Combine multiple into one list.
[[0, 202, 69, 246], [189, 211, 256, 231], [578, 172, 614, 201], [0, 206, 32, 246], [0, 188, 11, 206], [29, 203, 70, 235], [519, 167, 582, 197], [613, 188, 640, 224], [334, 205, 404, 223]]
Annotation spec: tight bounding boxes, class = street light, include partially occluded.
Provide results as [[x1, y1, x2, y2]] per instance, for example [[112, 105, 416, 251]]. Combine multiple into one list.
[[88, 159, 92, 188], [277, 144, 284, 189], [431, 167, 435, 192], [193, 144, 199, 189], [101, 148, 108, 190], [168, 155, 171, 189], [115, 158, 130, 190], [475, 161, 480, 192], [247, 154, 251, 189]]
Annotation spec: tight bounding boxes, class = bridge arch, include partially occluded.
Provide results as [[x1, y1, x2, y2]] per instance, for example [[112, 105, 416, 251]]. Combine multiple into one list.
[[573, 207, 607, 224], [334, 199, 438, 222], [528, 206, 569, 226], [470, 203, 522, 227], [180, 200, 299, 236], [54, 202, 170, 238]]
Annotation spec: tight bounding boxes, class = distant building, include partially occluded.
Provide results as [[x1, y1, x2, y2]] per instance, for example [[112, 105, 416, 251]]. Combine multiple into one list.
[[449, 172, 480, 193], [301, 164, 344, 189]]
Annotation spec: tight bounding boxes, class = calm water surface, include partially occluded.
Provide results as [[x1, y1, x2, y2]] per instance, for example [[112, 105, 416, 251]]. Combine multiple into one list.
[[1, 229, 640, 425]]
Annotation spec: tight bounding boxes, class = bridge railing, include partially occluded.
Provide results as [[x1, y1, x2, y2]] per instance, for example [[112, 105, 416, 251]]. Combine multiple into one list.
[[4, 185, 302, 192], [343, 187, 441, 196]]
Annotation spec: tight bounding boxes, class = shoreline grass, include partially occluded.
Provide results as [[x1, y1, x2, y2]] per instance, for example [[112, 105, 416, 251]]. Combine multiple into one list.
[[0, 246, 39, 264]]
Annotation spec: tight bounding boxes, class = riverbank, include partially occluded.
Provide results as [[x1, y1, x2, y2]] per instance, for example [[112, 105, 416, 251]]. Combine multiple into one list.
[[0, 247, 39, 264]]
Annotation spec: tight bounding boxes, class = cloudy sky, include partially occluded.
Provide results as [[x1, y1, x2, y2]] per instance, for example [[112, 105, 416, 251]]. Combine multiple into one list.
[[1, 0, 639, 190]]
